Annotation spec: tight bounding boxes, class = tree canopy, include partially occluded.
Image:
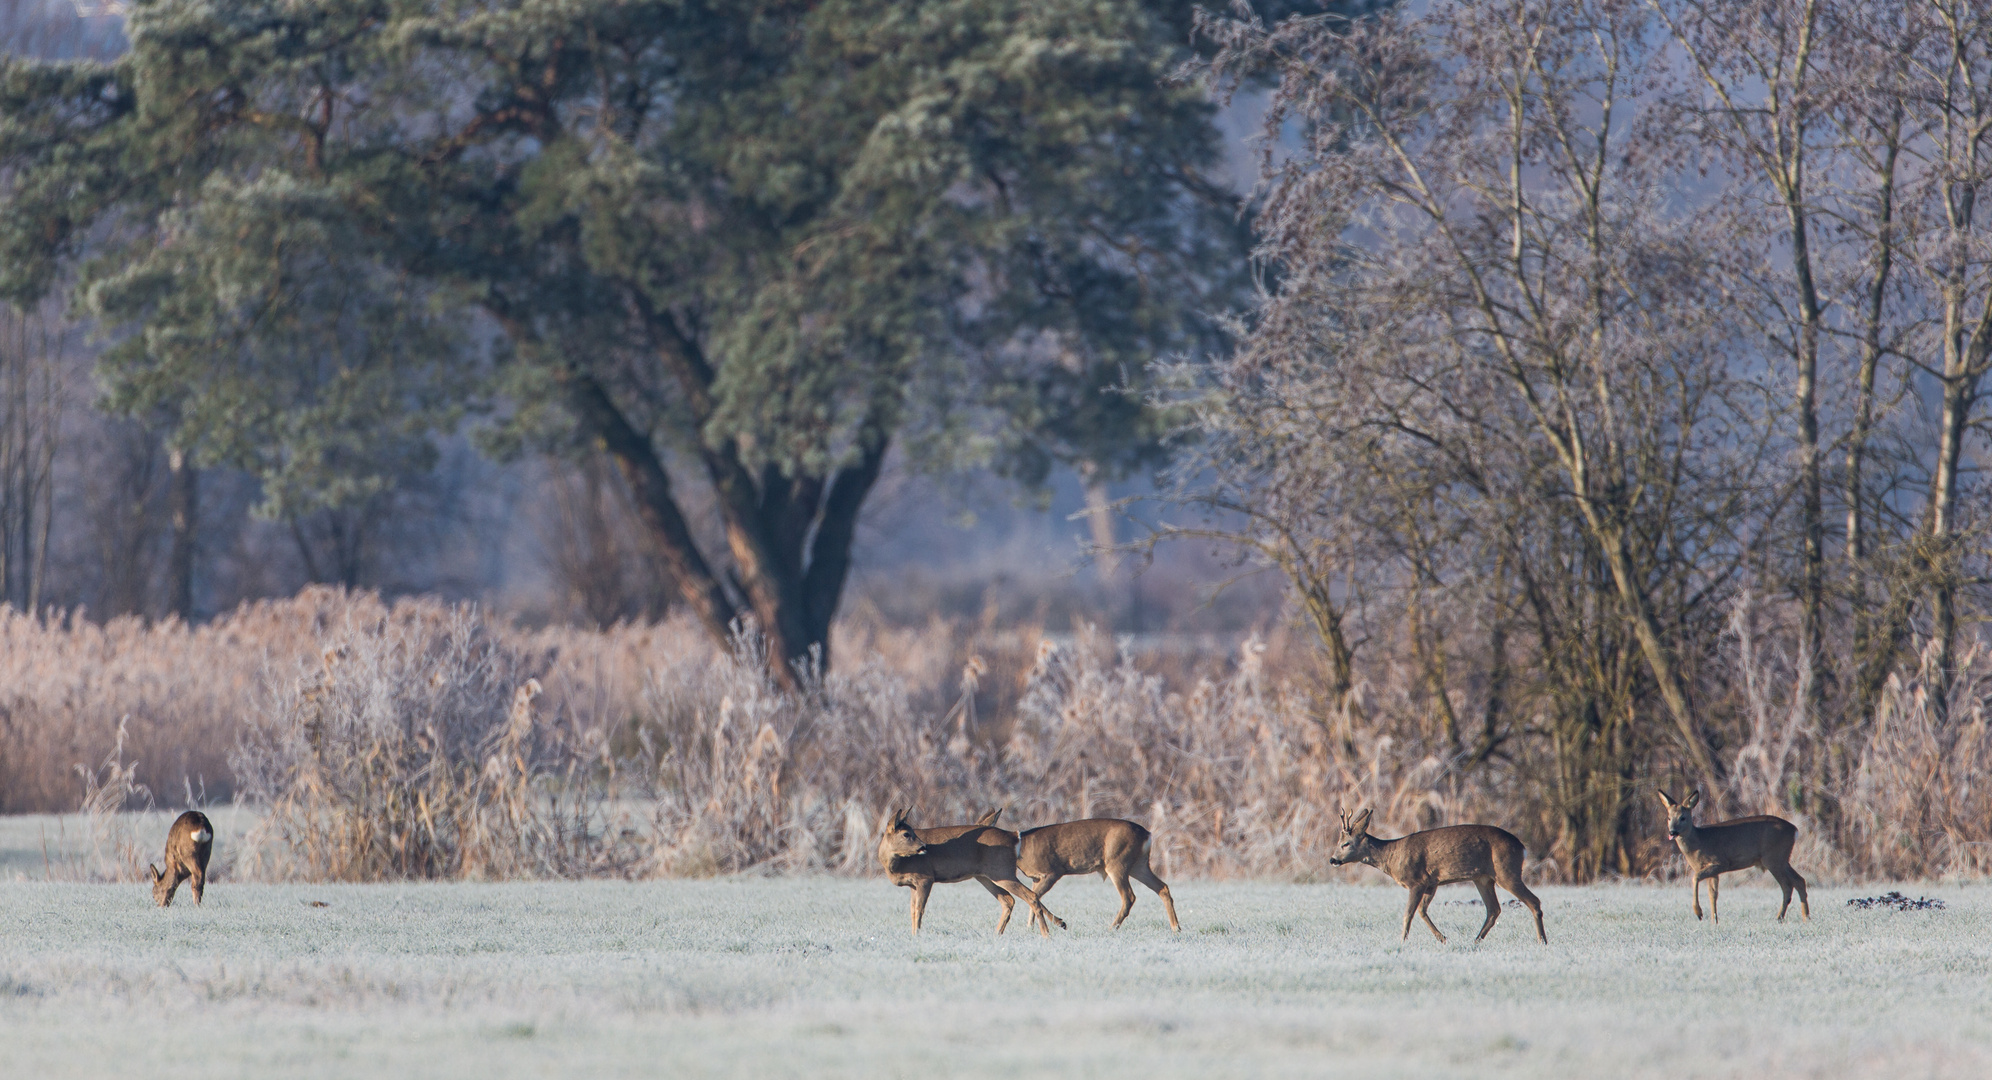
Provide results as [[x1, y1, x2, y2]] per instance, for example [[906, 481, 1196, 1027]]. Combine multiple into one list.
[[0, 0, 1249, 680]]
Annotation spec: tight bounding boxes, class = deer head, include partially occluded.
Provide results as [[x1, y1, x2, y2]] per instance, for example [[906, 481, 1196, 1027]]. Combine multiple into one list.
[[877, 808, 929, 860], [1328, 808, 1377, 866], [1656, 789, 1701, 838]]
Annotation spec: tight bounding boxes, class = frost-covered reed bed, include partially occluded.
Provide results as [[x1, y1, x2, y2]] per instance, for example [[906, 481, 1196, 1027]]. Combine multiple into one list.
[[1, 878, 1986, 1079], [5, 587, 1992, 882]]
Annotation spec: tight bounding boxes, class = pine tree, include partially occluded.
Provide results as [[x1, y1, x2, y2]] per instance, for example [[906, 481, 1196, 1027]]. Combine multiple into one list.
[[0, 0, 1248, 681]]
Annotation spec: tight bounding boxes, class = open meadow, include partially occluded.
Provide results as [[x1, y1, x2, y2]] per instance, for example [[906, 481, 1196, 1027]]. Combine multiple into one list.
[[3, 826, 1987, 1079]]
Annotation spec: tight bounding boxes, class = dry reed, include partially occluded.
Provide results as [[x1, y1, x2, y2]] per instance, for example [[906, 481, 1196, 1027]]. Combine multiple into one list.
[[1, 587, 1988, 882]]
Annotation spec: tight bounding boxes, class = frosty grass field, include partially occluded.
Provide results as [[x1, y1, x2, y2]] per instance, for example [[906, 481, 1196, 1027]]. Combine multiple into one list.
[[2, 814, 1987, 1078]]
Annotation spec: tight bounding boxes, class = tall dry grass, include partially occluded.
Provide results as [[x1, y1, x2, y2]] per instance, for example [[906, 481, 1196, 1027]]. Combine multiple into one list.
[[2, 586, 1988, 882], [231, 603, 641, 881]]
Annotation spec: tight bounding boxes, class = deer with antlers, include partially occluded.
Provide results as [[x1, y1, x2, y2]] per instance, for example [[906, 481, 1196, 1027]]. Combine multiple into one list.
[[1329, 808, 1547, 945]]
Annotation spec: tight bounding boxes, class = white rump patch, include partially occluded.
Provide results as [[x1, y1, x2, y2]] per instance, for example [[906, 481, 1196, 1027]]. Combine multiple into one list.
[[192, 829, 212, 844]]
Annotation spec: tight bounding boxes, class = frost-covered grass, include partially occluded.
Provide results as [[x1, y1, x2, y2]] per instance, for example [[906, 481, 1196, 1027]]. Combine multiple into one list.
[[2, 870, 1987, 1079]]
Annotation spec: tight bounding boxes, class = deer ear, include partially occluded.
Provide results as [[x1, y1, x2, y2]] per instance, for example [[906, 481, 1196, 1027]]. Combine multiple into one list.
[[147, 864, 162, 882], [1655, 790, 1675, 809], [1352, 809, 1373, 833], [1683, 790, 1701, 810]]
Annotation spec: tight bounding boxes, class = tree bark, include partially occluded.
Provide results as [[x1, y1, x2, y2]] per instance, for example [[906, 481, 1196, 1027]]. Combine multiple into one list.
[[1080, 462, 1119, 579], [558, 362, 888, 689], [167, 447, 197, 619]]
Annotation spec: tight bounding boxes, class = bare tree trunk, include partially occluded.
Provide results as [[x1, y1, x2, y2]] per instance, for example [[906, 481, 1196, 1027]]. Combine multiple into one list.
[[1847, 108, 1903, 739], [1080, 464, 1119, 579], [1893, 0, 1992, 724], [167, 447, 197, 619], [0, 301, 65, 613], [1655, 0, 1828, 749], [1928, 318, 1977, 719]]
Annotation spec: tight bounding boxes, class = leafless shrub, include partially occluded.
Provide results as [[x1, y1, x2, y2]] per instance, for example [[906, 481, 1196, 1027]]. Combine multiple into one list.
[[232, 600, 644, 881]]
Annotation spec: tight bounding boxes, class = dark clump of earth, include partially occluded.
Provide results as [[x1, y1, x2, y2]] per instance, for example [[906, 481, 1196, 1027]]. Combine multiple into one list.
[[1845, 891, 1945, 911]]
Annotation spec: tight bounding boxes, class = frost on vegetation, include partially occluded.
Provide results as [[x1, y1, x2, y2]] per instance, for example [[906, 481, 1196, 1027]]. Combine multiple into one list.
[[38, 718, 154, 884], [221, 600, 1464, 882], [9, 589, 1992, 885], [2, 880, 1991, 1080], [232, 603, 642, 882]]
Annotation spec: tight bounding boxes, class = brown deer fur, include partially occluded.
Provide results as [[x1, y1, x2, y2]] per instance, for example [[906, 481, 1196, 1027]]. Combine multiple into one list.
[[1015, 818, 1180, 932], [877, 808, 1063, 937], [1656, 790, 1810, 922], [150, 810, 213, 907], [1329, 808, 1547, 944]]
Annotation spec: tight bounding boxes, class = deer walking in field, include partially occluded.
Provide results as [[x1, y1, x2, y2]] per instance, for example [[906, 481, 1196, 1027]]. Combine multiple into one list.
[[1016, 818, 1180, 932], [149, 810, 213, 907], [1329, 809, 1547, 945], [1656, 790, 1809, 923], [877, 808, 1064, 937]]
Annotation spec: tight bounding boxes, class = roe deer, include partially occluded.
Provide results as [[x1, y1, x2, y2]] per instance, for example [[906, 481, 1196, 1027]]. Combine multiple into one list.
[[1015, 818, 1180, 932], [877, 808, 1064, 938], [150, 810, 214, 907], [901, 809, 1026, 931], [1329, 808, 1546, 944], [1656, 790, 1809, 922]]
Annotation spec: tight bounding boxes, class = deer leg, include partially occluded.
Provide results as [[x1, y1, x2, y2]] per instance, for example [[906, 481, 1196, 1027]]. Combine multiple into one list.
[[995, 878, 1059, 938], [1400, 888, 1423, 941], [1502, 877, 1547, 944], [1773, 864, 1810, 922], [909, 880, 932, 936], [1108, 867, 1138, 929], [1472, 878, 1502, 943], [1417, 888, 1448, 944], [1024, 873, 1067, 932], [1770, 865, 1792, 922], [1707, 873, 1720, 923], [1026, 873, 1066, 933], [978, 876, 1016, 934], [1692, 875, 1705, 921], [189, 866, 206, 906], [1130, 865, 1180, 932]]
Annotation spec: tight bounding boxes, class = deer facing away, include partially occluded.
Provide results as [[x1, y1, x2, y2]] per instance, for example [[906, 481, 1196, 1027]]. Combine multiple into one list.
[[1329, 809, 1547, 944], [1656, 790, 1809, 922], [877, 808, 1064, 937], [150, 810, 214, 907], [1015, 817, 1180, 932]]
